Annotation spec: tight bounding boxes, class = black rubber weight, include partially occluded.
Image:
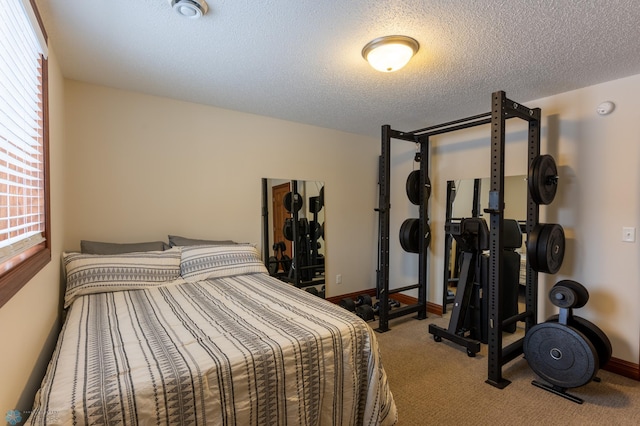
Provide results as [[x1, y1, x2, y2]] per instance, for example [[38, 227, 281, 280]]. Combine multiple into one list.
[[546, 314, 612, 369], [550, 280, 589, 309], [524, 322, 598, 389], [406, 171, 431, 205], [399, 219, 430, 253], [528, 154, 558, 205], [527, 223, 565, 274]]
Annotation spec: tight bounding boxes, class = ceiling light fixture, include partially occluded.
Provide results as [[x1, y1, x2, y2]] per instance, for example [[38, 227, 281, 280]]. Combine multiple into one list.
[[362, 35, 419, 72], [169, 0, 209, 19]]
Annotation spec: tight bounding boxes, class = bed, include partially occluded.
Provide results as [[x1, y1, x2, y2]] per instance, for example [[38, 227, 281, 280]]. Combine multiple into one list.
[[27, 244, 397, 425]]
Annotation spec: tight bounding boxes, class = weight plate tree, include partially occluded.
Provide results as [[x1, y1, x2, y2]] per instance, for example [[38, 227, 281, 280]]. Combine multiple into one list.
[[525, 280, 611, 403]]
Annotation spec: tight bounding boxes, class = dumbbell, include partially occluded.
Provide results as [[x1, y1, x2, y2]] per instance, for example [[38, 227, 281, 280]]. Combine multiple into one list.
[[372, 299, 400, 314], [339, 294, 372, 312], [305, 286, 319, 296], [355, 304, 376, 321]]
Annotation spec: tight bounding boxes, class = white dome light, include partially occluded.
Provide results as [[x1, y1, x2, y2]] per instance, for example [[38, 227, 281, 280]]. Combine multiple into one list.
[[362, 36, 420, 73], [169, 0, 209, 19]]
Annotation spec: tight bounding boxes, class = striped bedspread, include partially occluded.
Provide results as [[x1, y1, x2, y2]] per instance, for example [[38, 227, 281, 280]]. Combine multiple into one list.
[[28, 273, 397, 425]]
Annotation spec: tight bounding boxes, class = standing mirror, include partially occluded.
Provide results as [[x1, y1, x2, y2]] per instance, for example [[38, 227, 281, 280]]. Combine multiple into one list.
[[262, 178, 326, 293]]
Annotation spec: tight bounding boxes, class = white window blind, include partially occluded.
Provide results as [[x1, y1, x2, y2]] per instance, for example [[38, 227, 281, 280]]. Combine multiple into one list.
[[0, 0, 48, 264]]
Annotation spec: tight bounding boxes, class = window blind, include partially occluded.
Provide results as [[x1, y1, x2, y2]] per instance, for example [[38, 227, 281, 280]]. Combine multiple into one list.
[[0, 0, 48, 264]]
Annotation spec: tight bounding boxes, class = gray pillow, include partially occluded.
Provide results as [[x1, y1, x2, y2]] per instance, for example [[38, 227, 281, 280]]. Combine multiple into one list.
[[80, 240, 170, 254], [168, 235, 237, 247]]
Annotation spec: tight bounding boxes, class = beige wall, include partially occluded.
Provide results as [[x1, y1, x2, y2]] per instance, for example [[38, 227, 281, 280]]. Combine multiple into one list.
[[63, 80, 380, 297], [0, 49, 66, 416]]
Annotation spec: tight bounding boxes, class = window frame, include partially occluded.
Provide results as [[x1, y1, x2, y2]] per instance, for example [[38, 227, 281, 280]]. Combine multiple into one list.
[[0, 0, 51, 308]]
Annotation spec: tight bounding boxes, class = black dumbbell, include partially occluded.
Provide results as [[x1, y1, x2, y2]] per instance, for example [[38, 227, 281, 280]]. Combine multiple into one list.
[[372, 299, 400, 314], [355, 304, 376, 321], [339, 298, 356, 311], [355, 294, 372, 306]]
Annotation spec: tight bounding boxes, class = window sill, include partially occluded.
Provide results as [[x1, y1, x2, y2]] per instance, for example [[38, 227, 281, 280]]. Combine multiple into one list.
[[0, 245, 51, 309]]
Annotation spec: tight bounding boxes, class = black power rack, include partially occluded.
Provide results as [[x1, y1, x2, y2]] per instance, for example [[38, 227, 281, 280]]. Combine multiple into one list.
[[377, 90, 541, 387]]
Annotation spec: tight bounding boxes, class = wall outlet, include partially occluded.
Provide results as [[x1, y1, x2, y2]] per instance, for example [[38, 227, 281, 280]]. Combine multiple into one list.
[[622, 227, 636, 242], [336, 274, 342, 284]]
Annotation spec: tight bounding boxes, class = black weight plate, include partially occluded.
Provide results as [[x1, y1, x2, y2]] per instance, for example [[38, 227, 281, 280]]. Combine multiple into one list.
[[546, 315, 612, 369], [552, 280, 589, 308], [405, 170, 431, 205], [399, 219, 420, 253], [539, 224, 565, 274], [524, 322, 598, 389], [528, 154, 558, 205], [549, 286, 576, 309], [309, 221, 323, 240], [406, 170, 420, 205], [528, 223, 565, 274], [283, 191, 303, 213], [309, 196, 322, 213]]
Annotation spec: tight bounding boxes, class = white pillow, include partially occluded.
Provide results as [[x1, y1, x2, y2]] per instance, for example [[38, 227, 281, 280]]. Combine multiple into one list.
[[63, 248, 182, 308], [180, 244, 268, 282]]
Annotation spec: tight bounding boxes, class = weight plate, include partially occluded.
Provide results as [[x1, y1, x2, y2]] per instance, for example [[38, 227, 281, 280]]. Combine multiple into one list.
[[405, 170, 431, 205], [283, 191, 303, 213], [399, 218, 420, 253], [546, 315, 612, 369], [551, 280, 589, 308], [309, 221, 322, 240], [527, 223, 565, 274], [309, 196, 322, 213], [406, 170, 420, 205], [528, 154, 559, 205], [524, 322, 598, 389], [549, 286, 576, 309]]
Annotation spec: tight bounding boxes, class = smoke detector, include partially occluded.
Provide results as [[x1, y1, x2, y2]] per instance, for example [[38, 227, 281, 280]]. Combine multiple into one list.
[[169, 0, 209, 19]]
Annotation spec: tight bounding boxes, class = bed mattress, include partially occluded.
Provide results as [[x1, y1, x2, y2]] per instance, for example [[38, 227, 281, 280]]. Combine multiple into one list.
[[28, 272, 396, 425]]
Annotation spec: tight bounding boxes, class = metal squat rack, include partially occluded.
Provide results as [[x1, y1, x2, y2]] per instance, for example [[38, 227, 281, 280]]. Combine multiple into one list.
[[377, 90, 542, 387]]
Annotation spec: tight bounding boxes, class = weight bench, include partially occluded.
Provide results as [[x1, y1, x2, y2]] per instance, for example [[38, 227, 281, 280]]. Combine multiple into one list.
[[429, 218, 522, 355]]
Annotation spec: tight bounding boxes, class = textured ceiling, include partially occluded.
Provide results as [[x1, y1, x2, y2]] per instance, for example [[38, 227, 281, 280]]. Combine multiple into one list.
[[36, 0, 640, 137]]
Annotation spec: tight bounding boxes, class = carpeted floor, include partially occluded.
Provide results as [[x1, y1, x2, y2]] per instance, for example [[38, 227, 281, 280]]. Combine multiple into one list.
[[373, 313, 640, 425]]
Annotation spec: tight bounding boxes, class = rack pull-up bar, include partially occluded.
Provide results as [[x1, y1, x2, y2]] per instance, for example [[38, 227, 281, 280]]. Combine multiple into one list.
[[408, 112, 492, 136]]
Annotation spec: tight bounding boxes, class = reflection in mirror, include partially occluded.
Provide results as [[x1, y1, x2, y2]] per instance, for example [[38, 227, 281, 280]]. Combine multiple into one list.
[[443, 175, 527, 310], [262, 179, 325, 293]]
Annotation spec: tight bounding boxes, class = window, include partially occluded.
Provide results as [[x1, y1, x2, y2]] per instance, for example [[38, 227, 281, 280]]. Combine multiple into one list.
[[0, 0, 50, 308]]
